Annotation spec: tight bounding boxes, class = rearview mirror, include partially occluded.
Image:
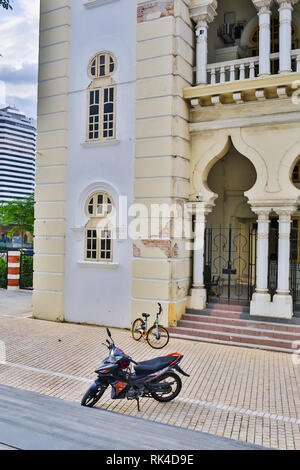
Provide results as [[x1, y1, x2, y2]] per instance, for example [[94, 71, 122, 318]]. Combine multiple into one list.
[[106, 328, 112, 338]]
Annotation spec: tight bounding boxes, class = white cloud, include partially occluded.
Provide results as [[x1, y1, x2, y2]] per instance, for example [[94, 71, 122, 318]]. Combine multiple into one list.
[[0, 0, 40, 118]]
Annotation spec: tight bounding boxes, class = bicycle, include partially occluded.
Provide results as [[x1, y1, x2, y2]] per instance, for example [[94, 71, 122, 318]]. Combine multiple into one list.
[[131, 303, 170, 349]]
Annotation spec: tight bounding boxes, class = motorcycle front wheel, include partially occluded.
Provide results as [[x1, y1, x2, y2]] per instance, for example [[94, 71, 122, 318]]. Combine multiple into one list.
[[150, 372, 182, 402], [81, 383, 106, 407]]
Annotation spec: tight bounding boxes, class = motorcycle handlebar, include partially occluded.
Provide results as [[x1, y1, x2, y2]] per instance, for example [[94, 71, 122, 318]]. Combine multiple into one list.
[[158, 302, 162, 315], [129, 357, 138, 365]]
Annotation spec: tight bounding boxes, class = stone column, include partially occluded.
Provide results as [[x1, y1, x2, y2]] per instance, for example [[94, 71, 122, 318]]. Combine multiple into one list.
[[255, 209, 271, 294], [188, 202, 212, 310], [190, 1, 218, 85], [252, 0, 272, 76], [272, 207, 296, 318], [276, 0, 299, 74], [250, 208, 272, 316]]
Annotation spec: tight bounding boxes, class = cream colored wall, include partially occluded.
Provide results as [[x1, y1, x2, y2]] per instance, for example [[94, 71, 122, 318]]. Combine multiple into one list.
[[133, 0, 193, 327], [33, 0, 70, 321], [190, 119, 300, 209]]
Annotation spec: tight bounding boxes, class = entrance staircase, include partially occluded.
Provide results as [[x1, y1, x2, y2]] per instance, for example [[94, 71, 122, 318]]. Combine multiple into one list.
[[168, 301, 300, 354]]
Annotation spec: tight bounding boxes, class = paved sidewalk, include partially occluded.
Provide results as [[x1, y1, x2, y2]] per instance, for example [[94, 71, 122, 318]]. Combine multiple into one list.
[[0, 315, 299, 449], [0, 384, 264, 450], [0, 289, 32, 317]]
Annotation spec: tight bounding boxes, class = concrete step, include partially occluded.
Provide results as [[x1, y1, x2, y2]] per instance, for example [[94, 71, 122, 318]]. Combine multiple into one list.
[[168, 326, 297, 352], [177, 319, 300, 341], [181, 314, 300, 334], [168, 332, 296, 355], [187, 304, 250, 317]]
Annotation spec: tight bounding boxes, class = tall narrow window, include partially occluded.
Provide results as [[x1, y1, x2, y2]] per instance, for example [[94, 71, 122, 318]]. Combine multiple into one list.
[[85, 192, 114, 262], [88, 89, 100, 140], [100, 229, 113, 260], [103, 87, 115, 139], [87, 52, 117, 142]]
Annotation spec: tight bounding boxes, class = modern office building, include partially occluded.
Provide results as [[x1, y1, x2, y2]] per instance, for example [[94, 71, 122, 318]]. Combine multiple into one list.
[[0, 106, 36, 202]]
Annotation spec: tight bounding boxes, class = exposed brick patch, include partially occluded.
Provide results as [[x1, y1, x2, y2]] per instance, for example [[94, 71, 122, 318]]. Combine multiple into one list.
[[142, 239, 172, 258], [172, 243, 179, 258], [137, 0, 174, 23], [133, 243, 141, 258]]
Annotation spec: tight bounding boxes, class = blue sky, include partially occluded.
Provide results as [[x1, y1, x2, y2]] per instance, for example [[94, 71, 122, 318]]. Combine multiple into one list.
[[0, 0, 40, 119]]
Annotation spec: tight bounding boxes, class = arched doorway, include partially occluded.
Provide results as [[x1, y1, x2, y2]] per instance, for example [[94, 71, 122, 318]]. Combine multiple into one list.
[[204, 145, 257, 303]]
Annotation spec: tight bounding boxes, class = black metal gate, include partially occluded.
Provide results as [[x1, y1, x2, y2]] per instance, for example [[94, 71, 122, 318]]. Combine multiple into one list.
[[204, 227, 257, 303], [19, 251, 34, 290], [0, 250, 8, 289], [290, 224, 300, 310]]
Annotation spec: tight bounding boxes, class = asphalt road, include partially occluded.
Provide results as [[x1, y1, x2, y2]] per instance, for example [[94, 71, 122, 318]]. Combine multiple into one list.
[[0, 289, 32, 317], [0, 385, 266, 450]]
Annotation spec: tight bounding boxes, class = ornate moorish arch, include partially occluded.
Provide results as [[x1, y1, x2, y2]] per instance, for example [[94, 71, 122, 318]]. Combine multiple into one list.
[[190, 128, 268, 205], [278, 138, 300, 200]]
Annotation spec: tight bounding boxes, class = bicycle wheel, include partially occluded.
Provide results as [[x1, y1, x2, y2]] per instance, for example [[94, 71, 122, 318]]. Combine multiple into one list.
[[151, 372, 182, 402], [131, 318, 145, 341], [81, 384, 106, 407], [147, 325, 169, 349]]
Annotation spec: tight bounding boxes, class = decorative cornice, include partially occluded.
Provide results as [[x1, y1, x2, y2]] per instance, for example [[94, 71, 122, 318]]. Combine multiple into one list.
[[184, 71, 300, 102], [81, 139, 120, 148], [274, 207, 298, 219], [276, 0, 299, 6], [252, 0, 273, 10], [83, 0, 119, 9], [189, 111, 300, 133], [186, 201, 214, 216], [189, 1, 217, 26], [251, 207, 271, 219], [77, 261, 119, 269]]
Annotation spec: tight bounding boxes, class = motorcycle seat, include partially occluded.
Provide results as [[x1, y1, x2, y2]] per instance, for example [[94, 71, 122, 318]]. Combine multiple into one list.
[[142, 313, 150, 318], [134, 355, 179, 376]]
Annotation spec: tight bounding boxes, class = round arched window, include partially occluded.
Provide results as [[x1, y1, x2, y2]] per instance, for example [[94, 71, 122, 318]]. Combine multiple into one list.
[[86, 192, 113, 217], [88, 52, 117, 79]]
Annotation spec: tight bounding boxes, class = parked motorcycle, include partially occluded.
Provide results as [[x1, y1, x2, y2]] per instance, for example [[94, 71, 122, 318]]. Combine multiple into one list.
[[81, 328, 189, 411]]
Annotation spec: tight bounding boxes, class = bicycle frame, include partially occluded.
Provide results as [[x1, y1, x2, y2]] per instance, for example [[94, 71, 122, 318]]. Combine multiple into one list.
[[140, 314, 159, 337]]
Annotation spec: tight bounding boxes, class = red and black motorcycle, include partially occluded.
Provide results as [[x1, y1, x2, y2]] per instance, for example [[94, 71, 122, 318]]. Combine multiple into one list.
[[81, 328, 189, 411]]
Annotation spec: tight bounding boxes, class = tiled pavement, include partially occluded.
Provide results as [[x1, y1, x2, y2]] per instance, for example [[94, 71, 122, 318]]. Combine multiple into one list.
[[0, 315, 300, 450]]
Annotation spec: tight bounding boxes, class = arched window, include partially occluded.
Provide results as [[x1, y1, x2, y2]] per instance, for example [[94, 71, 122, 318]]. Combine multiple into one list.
[[88, 52, 117, 79], [87, 52, 117, 142], [85, 192, 114, 261]]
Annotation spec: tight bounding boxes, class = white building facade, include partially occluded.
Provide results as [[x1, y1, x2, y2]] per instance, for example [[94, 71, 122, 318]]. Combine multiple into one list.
[[64, 0, 136, 327]]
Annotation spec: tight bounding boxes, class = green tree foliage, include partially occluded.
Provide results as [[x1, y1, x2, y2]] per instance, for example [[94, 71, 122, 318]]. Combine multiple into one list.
[[0, 257, 7, 288], [0, 1, 12, 10], [0, 195, 34, 249]]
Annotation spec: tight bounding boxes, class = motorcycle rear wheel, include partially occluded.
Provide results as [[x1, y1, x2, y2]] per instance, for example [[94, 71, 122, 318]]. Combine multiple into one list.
[[81, 384, 106, 407], [150, 372, 182, 402]]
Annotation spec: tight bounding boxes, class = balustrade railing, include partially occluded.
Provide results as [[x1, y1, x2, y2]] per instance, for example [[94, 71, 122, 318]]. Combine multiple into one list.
[[291, 48, 300, 72], [205, 49, 300, 85], [207, 57, 259, 85]]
